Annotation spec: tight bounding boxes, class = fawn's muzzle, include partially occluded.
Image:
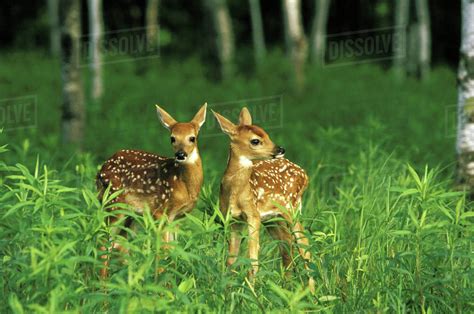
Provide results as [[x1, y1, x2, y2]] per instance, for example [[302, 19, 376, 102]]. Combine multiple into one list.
[[273, 146, 285, 158], [175, 151, 187, 161]]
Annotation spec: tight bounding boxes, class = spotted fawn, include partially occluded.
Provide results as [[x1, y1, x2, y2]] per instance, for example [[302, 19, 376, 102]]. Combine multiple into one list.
[[212, 107, 315, 293], [97, 103, 207, 277]]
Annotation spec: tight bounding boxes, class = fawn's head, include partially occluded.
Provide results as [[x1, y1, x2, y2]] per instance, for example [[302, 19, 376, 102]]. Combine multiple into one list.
[[156, 103, 207, 163], [212, 107, 285, 162]]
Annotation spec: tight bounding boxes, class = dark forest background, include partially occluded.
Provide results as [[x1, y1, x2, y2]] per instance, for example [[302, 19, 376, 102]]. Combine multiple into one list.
[[1, 0, 460, 68], [0, 1, 471, 313]]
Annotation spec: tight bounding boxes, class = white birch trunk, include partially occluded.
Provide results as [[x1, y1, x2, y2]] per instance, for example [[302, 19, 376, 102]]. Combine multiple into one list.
[[60, 0, 85, 146], [393, 0, 409, 78], [88, 0, 103, 100], [146, 0, 160, 47], [406, 23, 420, 77], [415, 0, 431, 80], [48, 0, 60, 56], [310, 0, 330, 66], [249, 0, 266, 66], [457, 0, 474, 188], [282, 0, 308, 89], [207, 0, 235, 80], [282, 0, 291, 55]]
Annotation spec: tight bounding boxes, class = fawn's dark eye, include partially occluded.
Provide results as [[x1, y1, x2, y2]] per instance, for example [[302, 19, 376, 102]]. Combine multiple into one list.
[[189, 136, 196, 143], [250, 139, 260, 146], [170, 136, 176, 143]]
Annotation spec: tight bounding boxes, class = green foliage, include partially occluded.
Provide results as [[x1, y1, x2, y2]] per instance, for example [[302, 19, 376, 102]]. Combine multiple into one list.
[[0, 53, 471, 312]]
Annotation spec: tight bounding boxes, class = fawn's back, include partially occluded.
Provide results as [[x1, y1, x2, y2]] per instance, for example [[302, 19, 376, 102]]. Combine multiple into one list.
[[97, 149, 202, 219]]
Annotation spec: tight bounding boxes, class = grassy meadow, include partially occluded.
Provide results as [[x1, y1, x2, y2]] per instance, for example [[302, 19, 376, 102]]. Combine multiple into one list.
[[0, 51, 472, 312]]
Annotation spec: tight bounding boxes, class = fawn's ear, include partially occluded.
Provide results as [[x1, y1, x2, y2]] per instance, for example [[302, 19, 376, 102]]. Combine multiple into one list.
[[212, 110, 237, 136], [156, 105, 178, 130], [191, 102, 207, 130], [239, 107, 252, 126]]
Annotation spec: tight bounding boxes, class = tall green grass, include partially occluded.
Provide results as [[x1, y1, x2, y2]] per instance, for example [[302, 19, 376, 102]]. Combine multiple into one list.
[[0, 51, 472, 312]]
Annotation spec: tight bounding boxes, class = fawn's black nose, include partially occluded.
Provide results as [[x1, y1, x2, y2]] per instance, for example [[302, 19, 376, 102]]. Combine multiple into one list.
[[175, 151, 187, 161], [275, 146, 285, 157]]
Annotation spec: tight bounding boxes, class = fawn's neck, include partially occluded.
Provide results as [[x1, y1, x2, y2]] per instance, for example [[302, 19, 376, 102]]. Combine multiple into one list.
[[177, 150, 203, 199], [222, 148, 253, 190]]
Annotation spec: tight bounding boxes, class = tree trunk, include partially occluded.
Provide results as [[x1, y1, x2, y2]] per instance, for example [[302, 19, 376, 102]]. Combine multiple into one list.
[[310, 0, 330, 66], [415, 0, 431, 80], [47, 0, 60, 56], [59, 0, 85, 147], [406, 22, 420, 77], [282, 0, 291, 55], [146, 0, 160, 47], [393, 0, 409, 78], [88, 0, 103, 101], [249, 0, 266, 66], [207, 0, 235, 80], [457, 0, 474, 190], [282, 0, 308, 90]]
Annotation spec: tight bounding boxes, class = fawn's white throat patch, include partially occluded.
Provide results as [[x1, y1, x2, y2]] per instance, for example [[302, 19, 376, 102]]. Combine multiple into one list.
[[239, 156, 253, 168], [186, 149, 199, 163]]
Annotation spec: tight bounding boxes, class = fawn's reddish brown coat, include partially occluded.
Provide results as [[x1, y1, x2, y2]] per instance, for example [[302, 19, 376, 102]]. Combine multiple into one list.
[[97, 104, 207, 277], [213, 107, 315, 293]]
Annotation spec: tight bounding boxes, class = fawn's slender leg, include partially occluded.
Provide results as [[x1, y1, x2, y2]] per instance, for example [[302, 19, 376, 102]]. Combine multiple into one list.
[[267, 220, 294, 277], [155, 230, 173, 275], [293, 221, 315, 293], [166, 221, 179, 244], [163, 231, 173, 245], [153, 211, 173, 250], [100, 213, 130, 278], [247, 215, 261, 280], [161, 213, 176, 250], [155, 213, 177, 274], [227, 222, 243, 266]]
